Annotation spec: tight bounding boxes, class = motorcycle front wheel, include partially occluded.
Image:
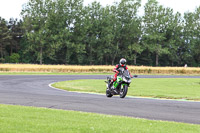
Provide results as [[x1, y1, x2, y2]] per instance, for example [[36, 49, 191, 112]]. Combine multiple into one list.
[[120, 84, 128, 98]]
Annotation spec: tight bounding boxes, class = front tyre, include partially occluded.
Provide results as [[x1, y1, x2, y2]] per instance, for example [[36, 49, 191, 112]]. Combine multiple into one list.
[[120, 85, 128, 98]]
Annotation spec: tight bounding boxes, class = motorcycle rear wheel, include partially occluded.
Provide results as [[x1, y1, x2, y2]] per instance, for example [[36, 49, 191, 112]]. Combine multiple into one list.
[[106, 88, 113, 97]]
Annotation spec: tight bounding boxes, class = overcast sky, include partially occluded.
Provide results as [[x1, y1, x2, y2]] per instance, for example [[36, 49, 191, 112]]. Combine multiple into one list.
[[1, 0, 200, 21]]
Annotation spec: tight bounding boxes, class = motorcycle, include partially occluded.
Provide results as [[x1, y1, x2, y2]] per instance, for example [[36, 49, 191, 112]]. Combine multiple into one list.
[[105, 67, 137, 98]]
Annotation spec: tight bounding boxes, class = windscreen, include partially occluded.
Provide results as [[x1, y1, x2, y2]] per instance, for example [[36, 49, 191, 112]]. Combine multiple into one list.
[[118, 68, 130, 78], [123, 70, 130, 78]]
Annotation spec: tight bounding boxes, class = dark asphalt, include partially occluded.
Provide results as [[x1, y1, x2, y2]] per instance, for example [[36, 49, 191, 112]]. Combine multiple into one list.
[[0, 75, 200, 124]]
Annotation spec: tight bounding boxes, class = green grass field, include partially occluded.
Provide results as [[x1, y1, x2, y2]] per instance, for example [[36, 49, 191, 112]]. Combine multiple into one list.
[[0, 104, 200, 133], [52, 78, 200, 101]]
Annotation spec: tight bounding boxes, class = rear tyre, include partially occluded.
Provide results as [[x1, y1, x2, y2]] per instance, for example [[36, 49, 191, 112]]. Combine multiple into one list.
[[106, 88, 113, 97], [120, 85, 128, 98]]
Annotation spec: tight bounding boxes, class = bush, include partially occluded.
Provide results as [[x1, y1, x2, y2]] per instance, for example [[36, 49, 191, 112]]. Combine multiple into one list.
[[0, 58, 5, 63], [9, 53, 20, 63]]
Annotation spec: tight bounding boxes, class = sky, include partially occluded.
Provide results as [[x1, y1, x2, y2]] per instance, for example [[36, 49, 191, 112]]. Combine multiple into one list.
[[1, 0, 200, 21]]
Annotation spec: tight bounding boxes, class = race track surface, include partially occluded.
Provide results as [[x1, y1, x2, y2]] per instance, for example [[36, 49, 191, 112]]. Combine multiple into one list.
[[0, 75, 200, 124]]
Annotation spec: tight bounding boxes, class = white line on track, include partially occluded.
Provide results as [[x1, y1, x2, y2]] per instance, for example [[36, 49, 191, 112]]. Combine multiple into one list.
[[48, 82, 105, 95]]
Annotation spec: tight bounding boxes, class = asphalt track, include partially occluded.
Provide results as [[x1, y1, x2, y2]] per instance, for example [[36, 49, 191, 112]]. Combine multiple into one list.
[[0, 75, 200, 124]]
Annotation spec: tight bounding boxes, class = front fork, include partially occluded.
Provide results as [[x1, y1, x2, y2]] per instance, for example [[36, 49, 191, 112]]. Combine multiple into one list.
[[114, 81, 126, 92]]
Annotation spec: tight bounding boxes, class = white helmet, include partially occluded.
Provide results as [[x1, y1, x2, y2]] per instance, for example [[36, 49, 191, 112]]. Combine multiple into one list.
[[119, 58, 126, 66]]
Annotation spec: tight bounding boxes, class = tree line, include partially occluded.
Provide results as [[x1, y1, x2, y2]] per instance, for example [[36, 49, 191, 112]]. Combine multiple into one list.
[[0, 0, 200, 66]]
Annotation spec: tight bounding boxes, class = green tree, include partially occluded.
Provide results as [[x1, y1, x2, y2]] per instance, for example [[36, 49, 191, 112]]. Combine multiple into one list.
[[106, 3, 120, 65], [8, 18, 23, 55], [117, 0, 142, 65], [108, 0, 142, 65], [143, 0, 171, 66], [21, 0, 52, 64], [83, 1, 103, 65], [21, 0, 85, 64], [9, 53, 20, 63], [165, 12, 184, 66], [0, 17, 11, 62], [182, 12, 196, 66], [50, 0, 85, 64], [192, 6, 200, 66]]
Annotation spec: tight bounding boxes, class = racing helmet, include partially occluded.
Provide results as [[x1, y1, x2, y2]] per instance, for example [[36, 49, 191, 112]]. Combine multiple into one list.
[[119, 58, 126, 66]]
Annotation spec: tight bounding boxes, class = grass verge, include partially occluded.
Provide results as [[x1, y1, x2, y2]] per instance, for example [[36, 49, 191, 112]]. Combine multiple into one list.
[[0, 104, 200, 133], [52, 78, 200, 101]]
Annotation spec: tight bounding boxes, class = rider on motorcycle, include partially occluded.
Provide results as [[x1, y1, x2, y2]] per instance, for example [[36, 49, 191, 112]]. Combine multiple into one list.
[[109, 58, 133, 88]]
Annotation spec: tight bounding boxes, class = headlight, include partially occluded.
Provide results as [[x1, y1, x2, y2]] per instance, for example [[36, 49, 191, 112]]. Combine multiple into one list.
[[123, 77, 128, 82], [123, 77, 131, 83]]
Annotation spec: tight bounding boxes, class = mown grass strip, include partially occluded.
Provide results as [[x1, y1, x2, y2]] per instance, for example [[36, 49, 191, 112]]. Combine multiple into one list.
[[52, 78, 200, 101], [0, 104, 200, 133]]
